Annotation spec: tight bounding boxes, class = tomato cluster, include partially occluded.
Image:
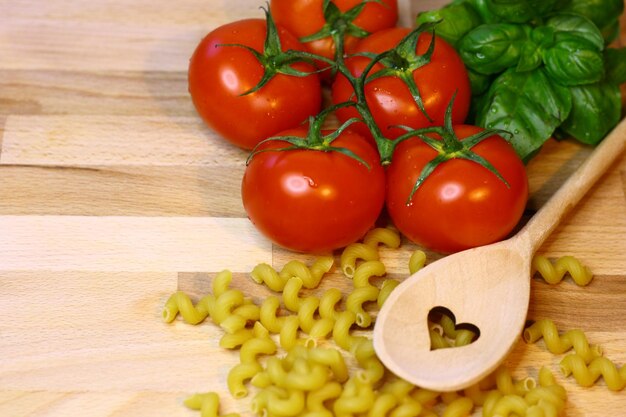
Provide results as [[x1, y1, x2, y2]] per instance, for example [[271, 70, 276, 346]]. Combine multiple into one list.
[[188, 0, 529, 254]]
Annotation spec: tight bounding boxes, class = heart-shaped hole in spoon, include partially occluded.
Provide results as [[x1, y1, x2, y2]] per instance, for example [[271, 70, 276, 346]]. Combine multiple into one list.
[[428, 306, 480, 350]]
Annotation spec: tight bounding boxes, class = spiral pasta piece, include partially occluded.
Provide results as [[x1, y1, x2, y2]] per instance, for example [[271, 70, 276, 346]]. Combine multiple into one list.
[[408, 250, 427, 275], [251, 257, 334, 292], [306, 382, 343, 413], [388, 397, 423, 417], [532, 255, 593, 286], [346, 285, 380, 328], [441, 397, 473, 417], [333, 377, 376, 416], [560, 354, 626, 391], [318, 288, 343, 321], [219, 328, 254, 350], [352, 337, 385, 384], [263, 387, 307, 417], [377, 278, 400, 308], [523, 319, 602, 363], [184, 392, 240, 417], [162, 291, 214, 324], [340, 243, 380, 277], [279, 258, 333, 289], [352, 260, 386, 288], [362, 227, 402, 249], [212, 270, 235, 298]]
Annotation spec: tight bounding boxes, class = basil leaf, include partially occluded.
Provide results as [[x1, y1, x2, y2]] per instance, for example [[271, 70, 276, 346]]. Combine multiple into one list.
[[466, 0, 502, 23], [416, 2, 483, 46], [560, 82, 622, 145], [543, 36, 605, 86], [476, 68, 572, 161], [545, 13, 604, 51], [556, 0, 624, 33], [484, 0, 559, 23], [604, 47, 626, 85], [459, 23, 530, 74]]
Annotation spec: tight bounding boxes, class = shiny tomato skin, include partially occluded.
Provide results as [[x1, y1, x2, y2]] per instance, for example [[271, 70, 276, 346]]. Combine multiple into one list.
[[188, 19, 322, 150], [270, 0, 398, 67], [331, 27, 471, 140], [242, 128, 386, 253], [386, 125, 528, 253]]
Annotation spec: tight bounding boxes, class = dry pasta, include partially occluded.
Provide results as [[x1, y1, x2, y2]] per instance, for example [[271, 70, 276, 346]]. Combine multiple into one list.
[[259, 296, 285, 334], [318, 288, 343, 321], [369, 392, 398, 416], [389, 397, 423, 417], [362, 227, 402, 249], [332, 377, 376, 416], [560, 354, 626, 391], [164, 247, 613, 417], [441, 397, 473, 417], [219, 328, 254, 349], [377, 278, 400, 308], [339, 242, 379, 277], [306, 382, 343, 413], [408, 250, 427, 275], [346, 285, 379, 328], [352, 260, 386, 288], [212, 270, 235, 297], [184, 392, 240, 417], [523, 319, 602, 363], [532, 255, 593, 286], [162, 291, 214, 325], [250, 257, 334, 292]]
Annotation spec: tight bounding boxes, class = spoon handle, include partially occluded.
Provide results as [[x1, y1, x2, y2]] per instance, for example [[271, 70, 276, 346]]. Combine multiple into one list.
[[517, 118, 626, 255]]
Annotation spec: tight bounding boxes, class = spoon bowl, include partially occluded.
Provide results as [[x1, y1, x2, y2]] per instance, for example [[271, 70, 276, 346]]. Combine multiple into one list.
[[373, 118, 626, 391], [374, 237, 531, 391]]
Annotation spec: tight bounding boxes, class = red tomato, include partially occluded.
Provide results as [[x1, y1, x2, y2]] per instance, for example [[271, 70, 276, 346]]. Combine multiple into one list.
[[386, 125, 528, 253], [270, 0, 398, 71], [331, 27, 471, 140], [242, 127, 386, 253], [188, 19, 322, 149]]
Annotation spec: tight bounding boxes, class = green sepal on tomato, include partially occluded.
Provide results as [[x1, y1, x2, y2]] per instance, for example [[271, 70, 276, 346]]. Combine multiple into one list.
[[331, 25, 471, 142], [187, 9, 323, 150], [386, 100, 529, 254], [241, 112, 386, 254], [270, 0, 398, 79]]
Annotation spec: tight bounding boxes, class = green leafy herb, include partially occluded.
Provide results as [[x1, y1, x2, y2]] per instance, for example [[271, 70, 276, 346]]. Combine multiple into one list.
[[421, 0, 626, 162], [559, 82, 622, 145], [459, 23, 531, 74], [476, 68, 572, 161]]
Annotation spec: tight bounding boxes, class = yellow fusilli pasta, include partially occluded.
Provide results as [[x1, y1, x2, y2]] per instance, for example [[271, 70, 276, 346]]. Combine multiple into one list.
[[362, 227, 402, 249], [523, 319, 602, 363], [339, 243, 379, 277], [184, 392, 240, 417], [532, 255, 593, 286], [408, 250, 427, 275], [560, 354, 626, 391]]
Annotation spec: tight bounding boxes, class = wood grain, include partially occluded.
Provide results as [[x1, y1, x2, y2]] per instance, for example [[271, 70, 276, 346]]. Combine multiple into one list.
[[1, 0, 625, 416]]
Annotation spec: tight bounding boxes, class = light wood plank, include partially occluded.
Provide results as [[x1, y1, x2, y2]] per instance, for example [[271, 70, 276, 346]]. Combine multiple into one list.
[[0, 70, 193, 117], [0, 1, 261, 72], [0, 216, 272, 272], [0, 115, 247, 166], [0, 165, 246, 217]]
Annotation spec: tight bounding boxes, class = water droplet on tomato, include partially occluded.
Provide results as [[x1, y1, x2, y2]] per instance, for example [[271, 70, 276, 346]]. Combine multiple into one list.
[[305, 177, 318, 188]]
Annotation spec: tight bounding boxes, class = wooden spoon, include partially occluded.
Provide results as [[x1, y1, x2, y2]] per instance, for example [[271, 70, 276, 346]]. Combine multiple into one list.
[[373, 118, 626, 392]]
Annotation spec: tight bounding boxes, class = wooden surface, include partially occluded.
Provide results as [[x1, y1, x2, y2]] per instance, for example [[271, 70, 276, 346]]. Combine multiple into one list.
[[1, 1, 625, 416]]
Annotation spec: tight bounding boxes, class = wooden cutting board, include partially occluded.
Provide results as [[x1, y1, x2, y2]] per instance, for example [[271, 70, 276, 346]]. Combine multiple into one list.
[[1, 1, 625, 416]]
